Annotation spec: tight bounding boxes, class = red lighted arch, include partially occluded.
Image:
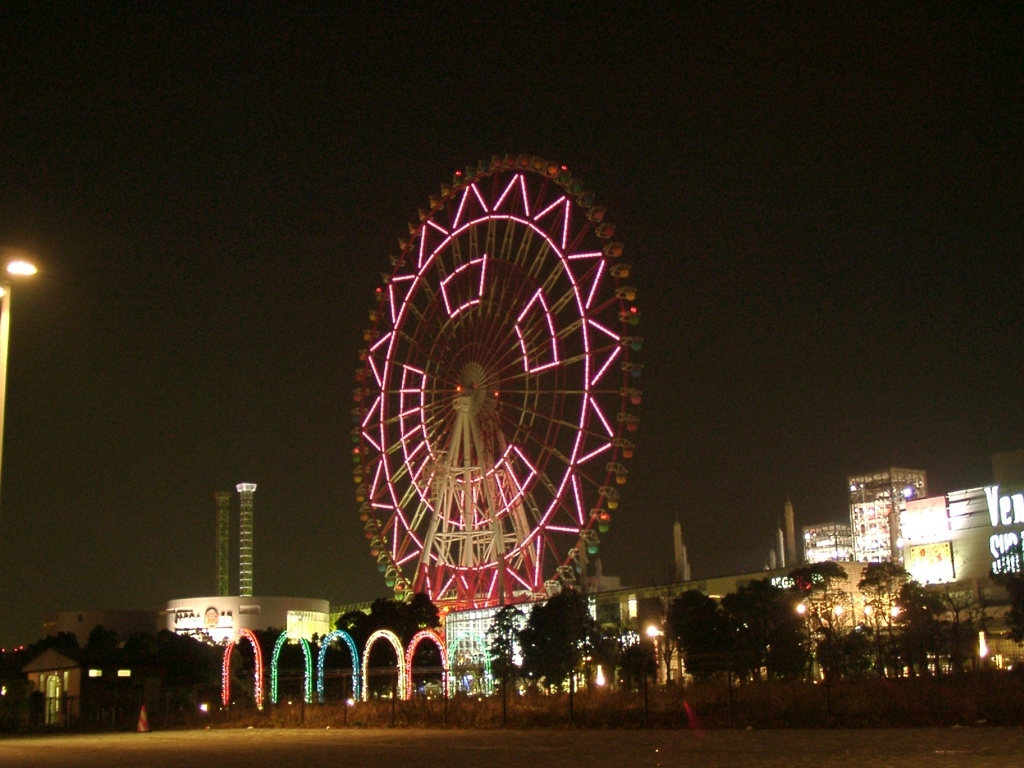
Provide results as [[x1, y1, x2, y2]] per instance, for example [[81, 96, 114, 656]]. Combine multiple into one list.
[[221, 628, 265, 709], [404, 629, 449, 698]]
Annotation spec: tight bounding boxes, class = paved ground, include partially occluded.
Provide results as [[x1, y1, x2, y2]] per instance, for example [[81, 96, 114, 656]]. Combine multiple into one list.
[[2, 727, 1023, 767]]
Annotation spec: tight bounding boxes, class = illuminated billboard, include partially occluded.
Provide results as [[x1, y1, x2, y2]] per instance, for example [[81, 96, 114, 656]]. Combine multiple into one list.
[[902, 496, 949, 543], [906, 541, 954, 584]]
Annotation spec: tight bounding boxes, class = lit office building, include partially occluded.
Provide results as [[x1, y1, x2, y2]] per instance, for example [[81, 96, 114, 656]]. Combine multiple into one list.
[[803, 523, 855, 563], [849, 468, 927, 562]]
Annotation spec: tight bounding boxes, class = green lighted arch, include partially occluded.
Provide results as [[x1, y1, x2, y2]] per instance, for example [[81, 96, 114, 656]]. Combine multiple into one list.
[[270, 630, 313, 704]]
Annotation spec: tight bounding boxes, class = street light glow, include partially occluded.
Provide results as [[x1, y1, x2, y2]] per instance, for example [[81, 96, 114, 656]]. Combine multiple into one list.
[[645, 624, 662, 638], [6, 260, 37, 276]]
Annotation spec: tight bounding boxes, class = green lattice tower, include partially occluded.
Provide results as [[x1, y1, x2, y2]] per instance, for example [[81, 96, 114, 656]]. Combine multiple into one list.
[[214, 491, 231, 596]]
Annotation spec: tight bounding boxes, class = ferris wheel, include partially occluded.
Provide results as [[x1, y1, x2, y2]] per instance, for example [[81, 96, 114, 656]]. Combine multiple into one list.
[[353, 154, 641, 609]]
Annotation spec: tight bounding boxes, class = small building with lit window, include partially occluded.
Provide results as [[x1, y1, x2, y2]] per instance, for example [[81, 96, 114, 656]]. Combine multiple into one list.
[[22, 649, 148, 727]]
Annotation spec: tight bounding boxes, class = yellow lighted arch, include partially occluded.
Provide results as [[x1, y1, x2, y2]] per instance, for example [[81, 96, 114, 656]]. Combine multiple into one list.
[[362, 629, 406, 701]]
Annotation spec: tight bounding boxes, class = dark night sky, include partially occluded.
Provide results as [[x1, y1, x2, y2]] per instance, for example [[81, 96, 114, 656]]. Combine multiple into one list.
[[0, 4, 1021, 646]]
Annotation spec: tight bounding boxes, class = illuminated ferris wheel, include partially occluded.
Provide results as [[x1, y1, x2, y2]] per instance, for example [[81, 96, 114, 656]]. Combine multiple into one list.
[[353, 154, 641, 609]]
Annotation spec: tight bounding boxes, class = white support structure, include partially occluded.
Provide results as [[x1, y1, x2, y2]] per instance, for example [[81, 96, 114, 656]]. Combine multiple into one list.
[[416, 373, 535, 606]]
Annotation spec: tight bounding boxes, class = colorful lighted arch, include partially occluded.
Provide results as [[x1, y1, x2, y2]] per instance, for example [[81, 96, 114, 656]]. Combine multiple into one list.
[[447, 630, 492, 694], [404, 628, 449, 697], [362, 629, 406, 701], [270, 631, 313, 704], [221, 628, 265, 709], [317, 629, 361, 703]]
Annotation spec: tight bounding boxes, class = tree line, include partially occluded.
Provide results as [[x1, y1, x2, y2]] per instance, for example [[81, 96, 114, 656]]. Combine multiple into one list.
[[486, 562, 1024, 694]]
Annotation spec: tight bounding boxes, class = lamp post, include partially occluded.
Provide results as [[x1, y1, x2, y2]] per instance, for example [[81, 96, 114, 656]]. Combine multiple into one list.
[[0, 254, 38, 510]]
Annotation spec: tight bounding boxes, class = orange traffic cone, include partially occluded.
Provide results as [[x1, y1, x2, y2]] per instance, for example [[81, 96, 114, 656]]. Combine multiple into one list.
[[137, 704, 150, 733]]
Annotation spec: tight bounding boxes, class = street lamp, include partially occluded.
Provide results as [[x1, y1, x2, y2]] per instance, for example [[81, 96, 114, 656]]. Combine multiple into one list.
[[0, 253, 38, 509]]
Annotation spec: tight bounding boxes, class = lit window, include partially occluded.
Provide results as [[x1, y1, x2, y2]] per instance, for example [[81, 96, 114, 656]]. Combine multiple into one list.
[[88, 669, 103, 678], [117, 669, 131, 678]]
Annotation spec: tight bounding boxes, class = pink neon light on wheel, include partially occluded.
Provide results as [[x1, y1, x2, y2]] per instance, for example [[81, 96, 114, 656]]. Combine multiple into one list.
[[354, 155, 640, 610]]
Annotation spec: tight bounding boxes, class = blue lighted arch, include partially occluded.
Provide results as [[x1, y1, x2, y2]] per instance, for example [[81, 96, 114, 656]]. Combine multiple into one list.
[[317, 629, 361, 703]]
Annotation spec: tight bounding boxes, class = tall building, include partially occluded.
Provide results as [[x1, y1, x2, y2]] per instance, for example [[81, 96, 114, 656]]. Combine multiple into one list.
[[673, 519, 691, 582], [237, 483, 257, 597], [784, 499, 797, 566], [849, 468, 927, 562]]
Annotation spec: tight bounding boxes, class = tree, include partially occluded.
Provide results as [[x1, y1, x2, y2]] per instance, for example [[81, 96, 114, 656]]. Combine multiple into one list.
[[938, 584, 980, 672], [721, 579, 806, 680], [895, 581, 944, 676], [649, 567, 685, 683], [518, 590, 596, 690], [789, 562, 850, 680], [992, 571, 1024, 643], [617, 636, 655, 691], [487, 604, 525, 689], [336, 594, 442, 669], [336, 609, 374, 649], [858, 562, 911, 675], [81, 625, 120, 665], [669, 589, 729, 679], [118, 630, 222, 703]]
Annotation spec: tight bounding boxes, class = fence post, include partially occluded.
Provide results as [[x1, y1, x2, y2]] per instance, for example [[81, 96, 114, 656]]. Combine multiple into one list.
[[569, 671, 574, 725], [643, 665, 649, 727], [391, 670, 397, 727], [502, 671, 507, 726], [726, 655, 735, 726]]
